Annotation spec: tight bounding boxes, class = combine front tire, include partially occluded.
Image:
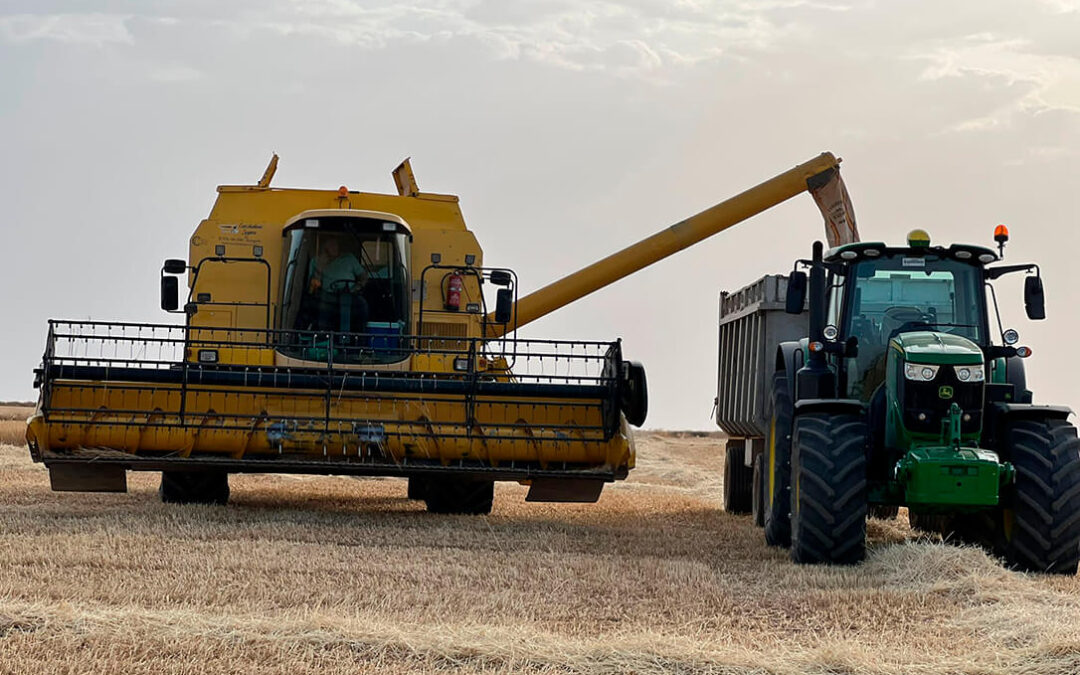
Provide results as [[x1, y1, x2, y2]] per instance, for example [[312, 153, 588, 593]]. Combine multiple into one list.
[[723, 441, 753, 514], [998, 419, 1080, 574], [407, 477, 427, 500], [159, 470, 230, 505], [424, 478, 494, 515], [790, 413, 868, 566], [764, 371, 793, 547]]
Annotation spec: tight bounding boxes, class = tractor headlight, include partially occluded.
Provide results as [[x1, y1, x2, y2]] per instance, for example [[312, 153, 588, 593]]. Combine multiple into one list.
[[954, 364, 984, 382], [904, 363, 940, 381]]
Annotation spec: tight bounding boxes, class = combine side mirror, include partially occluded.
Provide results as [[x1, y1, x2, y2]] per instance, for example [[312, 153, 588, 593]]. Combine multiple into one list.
[[489, 270, 512, 287], [1024, 276, 1046, 320], [160, 276, 179, 311], [163, 259, 188, 274], [785, 271, 807, 314], [494, 288, 514, 324]]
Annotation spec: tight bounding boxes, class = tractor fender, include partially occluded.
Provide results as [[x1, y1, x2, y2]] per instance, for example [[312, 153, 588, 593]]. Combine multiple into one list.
[[1005, 358, 1032, 403], [991, 403, 1072, 422], [985, 402, 1074, 452], [774, 341, 805, 402], [794, 398, 866, 417]]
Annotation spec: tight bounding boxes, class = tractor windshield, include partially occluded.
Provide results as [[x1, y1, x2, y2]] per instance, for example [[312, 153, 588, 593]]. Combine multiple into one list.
[[840, 254, 985, 400], [277, 216, 411, 364]]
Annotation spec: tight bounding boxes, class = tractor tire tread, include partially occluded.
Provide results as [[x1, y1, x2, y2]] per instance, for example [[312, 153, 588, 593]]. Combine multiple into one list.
[[1001, 419, 1080, 574], [791, 412, 868, 566]]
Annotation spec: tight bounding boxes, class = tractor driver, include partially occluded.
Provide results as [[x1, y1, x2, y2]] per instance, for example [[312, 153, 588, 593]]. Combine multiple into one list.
[[308, 236, 370, 333]]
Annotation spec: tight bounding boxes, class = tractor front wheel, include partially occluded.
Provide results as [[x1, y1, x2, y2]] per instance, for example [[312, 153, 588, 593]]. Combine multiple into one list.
[[790, 412, 868, 565], [997, 419, 1080, 574]]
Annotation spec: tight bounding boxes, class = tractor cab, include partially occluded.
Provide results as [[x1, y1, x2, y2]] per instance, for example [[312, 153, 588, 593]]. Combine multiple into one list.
[[821, 231, 993, 403]]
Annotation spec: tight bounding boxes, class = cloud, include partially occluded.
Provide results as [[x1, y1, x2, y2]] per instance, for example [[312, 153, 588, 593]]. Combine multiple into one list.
[[914, 33, 1080, 133], [0, 1, 793, 80], [0, 13, 133, 46]]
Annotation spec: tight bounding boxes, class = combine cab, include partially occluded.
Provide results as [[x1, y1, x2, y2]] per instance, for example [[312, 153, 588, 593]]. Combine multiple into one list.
[[28, 152, 852, 512]]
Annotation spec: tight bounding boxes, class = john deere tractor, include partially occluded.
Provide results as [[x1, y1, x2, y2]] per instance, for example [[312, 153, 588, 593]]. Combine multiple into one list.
[[764, 228, 1080, 573]]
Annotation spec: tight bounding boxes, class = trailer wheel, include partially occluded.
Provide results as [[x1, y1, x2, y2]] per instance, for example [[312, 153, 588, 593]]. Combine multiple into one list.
[[424, 478, 494, 515], [996, 419, 1080, 574], [723, 441, 753, 514], [764, 371, 793, 547], [159, 470, 229, 505], [751, 453, 765, 527], [791, 412, 868, 565]]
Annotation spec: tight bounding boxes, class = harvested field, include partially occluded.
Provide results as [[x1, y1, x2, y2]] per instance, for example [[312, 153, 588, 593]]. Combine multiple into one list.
[[2, 410, 1080, 674]]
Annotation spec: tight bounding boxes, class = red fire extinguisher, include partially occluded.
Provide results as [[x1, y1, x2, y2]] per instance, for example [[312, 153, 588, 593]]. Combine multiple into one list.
[[445, 271, 463, 311]]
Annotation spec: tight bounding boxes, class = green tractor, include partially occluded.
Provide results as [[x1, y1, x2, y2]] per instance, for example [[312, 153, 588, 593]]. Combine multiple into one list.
[[764, 228, 1080, 573]]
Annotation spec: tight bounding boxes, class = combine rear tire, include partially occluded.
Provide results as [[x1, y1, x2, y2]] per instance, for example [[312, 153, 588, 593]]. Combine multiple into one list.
[[723, 441, 753, 514], [159, 470, 230, 505], [997, 419, 1080, 574], [751, 453, 765, 527], [424, 478, 494, 515], [790, 413, 868, 565], [764, 371, 793, 547]]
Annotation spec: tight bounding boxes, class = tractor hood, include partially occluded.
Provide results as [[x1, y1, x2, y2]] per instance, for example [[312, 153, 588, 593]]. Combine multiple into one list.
[[892, 331, 983, 366]]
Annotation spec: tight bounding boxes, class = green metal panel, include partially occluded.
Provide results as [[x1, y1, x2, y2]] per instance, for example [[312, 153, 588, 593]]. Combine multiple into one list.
[[893, 332, 984, 366], [896, 446, 1005, 506]]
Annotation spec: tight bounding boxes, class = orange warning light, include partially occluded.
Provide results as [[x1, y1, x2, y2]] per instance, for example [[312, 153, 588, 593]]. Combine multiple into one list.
[[994, 224, 1009, 242], [338, 186, 348, 197]]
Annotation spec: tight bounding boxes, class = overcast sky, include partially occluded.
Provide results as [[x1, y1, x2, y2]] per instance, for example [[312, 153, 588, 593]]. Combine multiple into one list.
[[1, 1, 1078, 429]]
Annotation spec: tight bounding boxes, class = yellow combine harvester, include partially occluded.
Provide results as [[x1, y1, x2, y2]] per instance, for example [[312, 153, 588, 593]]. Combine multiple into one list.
[[27, 152, 848, 513]]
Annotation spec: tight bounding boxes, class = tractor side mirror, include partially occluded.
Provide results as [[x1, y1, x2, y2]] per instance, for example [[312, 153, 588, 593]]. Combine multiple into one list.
[[494, 288, 514, 324], [1024, 276, 1045, 320], [160, 275, 179, 311], [785, 271, 807, 314]]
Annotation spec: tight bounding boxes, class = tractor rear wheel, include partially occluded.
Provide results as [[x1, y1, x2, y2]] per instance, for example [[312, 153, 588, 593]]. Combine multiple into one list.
[[159, 470, 230, 505], [723, 441, 753, 514], [790, 412, 868, 565], [764, 371, 793, 547], [996, 419, 1080, 574], [424, 478, 494, 515], [751, 453, 765, 527]]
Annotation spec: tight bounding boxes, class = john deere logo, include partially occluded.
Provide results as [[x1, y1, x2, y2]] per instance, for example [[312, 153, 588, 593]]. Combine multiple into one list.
[[939, 385, 954, 399]]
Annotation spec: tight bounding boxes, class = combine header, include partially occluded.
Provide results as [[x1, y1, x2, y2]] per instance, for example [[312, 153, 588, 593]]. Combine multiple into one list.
[[28, 152, 851, 513]]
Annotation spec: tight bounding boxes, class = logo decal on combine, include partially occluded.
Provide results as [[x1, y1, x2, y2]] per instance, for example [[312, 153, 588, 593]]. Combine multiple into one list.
[[939, 385, 954, 399]]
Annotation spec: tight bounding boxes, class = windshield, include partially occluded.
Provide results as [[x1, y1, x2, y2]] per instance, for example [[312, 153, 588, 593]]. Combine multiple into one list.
[[277, 217, 411, 364], [840, 254, 985, 400]]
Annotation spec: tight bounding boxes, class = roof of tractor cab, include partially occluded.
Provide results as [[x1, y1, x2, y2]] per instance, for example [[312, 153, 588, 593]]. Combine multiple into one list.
[[825, 241, 998, 265]]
